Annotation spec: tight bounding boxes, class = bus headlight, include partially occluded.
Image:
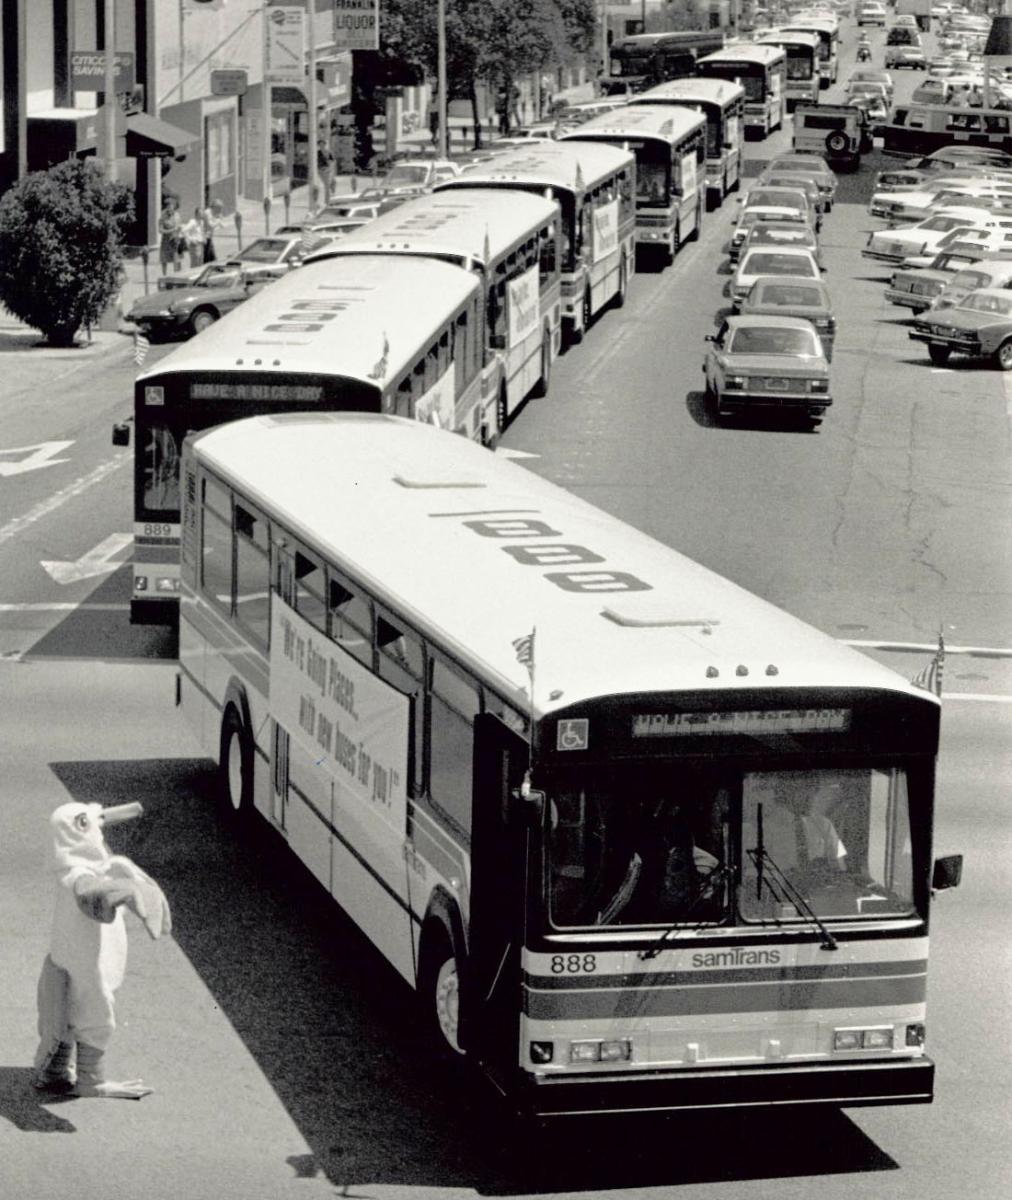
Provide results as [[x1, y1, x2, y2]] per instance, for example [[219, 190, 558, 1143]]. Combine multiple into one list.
[[155, 577, 181, 593], [569, 1039, 631, 1063], [834, 1026, 894, 1051]]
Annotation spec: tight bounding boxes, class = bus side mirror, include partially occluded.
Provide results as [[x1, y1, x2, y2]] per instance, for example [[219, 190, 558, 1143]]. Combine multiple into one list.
[[932, 854, 963, 891], [490, 332, 507, 351], [112, 422, 131, 447]]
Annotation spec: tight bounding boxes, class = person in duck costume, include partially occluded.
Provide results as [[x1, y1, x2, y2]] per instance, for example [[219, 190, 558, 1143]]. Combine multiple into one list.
[[32, 801, 171, 1099]]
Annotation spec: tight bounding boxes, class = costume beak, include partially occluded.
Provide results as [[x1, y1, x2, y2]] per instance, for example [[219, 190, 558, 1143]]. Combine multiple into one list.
[[100, 802, 144, 826]]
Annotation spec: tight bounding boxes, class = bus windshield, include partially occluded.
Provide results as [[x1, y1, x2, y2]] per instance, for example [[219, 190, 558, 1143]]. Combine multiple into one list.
[[546, 765, 913, 929], [635, 145, 672, 205]]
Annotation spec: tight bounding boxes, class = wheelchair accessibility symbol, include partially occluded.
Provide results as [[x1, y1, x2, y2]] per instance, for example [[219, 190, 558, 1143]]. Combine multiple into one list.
[[556, 719, 589, 752]]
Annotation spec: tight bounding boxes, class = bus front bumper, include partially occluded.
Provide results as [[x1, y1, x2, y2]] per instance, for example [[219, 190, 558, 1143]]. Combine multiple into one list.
[[517, 1056, 934, 1118]]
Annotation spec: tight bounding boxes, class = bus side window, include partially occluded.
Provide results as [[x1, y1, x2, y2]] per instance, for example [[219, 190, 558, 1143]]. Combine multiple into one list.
[[539, 224, 556, 279], [454, 310, 472, 392], [234, 501, 271, 650], [424, 342, 440, 390], [985, 113, 1009, 136], [294, 548, 327, 632], [328, 573, 372, 667], [395, 375, 413, 418], [376, 612, 425, 796], [428, 657, 481, 843], [201, 474, 233, 616]]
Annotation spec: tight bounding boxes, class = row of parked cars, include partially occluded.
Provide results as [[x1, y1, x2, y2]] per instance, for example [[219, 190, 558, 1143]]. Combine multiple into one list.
[[862, 144, 1012, 368], [703, 155, 839, 426]]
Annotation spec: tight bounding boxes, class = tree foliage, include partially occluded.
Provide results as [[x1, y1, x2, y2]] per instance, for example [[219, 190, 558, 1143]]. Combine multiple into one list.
[[0, 160, 132, 346]]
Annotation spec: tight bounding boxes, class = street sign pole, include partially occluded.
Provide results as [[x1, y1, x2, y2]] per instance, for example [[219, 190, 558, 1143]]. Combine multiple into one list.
[[262, 2, 272, 213], [104, 0, 117, 182], [308, 8, 320, 212]]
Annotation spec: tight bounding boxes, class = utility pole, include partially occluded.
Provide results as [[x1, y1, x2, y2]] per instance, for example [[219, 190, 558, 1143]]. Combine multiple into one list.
[[104, 0, 117, 182], [437, 0, 448, 158]]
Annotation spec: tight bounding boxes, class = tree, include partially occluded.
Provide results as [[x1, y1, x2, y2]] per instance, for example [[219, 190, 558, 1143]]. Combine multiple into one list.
[[0, 159, 133, 347]]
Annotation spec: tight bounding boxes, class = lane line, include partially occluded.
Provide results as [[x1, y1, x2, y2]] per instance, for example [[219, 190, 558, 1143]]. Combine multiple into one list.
[[0, 453, 129, 546]]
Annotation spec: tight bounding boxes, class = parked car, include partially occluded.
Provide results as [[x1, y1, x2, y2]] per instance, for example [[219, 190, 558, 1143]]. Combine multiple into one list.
[[844, 79, 891, 105], [886, 25, 922, 46], [741, 186, 816, 229], [359, 158, 462, 200], [885, 45, 928, 68], [738, 221, 824, 268], [914, 146, 1012, 171], [885, 247, 990, 312], [129, 268, 268, 339], [863, 211, 987, 263], [766, 154, 838, 209], [859, 3, 888, 25], [737, 275, 837, 358], [728, 206, 811, 261], [909, 287, 1012, 366], [310, 196, 405, 223], [301, 217, 371, 239], [730, 245, 823, 308], [758, 171, 826, 219], [926, 257, 1012, 311], [703, 314, 832, 423], [869, 181, 1012, 223], [158, 233, 323, 290]]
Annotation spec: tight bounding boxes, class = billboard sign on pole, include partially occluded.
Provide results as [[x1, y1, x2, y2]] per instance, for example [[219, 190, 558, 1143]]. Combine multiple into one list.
[[334, 1, 379, 52], [265, 6, 306, 84]]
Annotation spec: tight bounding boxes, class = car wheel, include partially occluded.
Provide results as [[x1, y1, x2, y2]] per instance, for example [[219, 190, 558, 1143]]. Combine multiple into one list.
[[189, 307, 218, 336], [928, 343, 951, 366], [996, 339, 1012, 371]]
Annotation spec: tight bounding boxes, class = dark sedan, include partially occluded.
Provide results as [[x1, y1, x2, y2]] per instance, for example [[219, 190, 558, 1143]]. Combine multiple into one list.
[[738, 276, 836, 358], [127, 268, 267, 340], [909, 287, 1012, 367]]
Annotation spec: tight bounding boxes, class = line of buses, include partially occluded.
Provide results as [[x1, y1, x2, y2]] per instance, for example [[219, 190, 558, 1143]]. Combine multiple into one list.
[[115, 6, 963, 1123]]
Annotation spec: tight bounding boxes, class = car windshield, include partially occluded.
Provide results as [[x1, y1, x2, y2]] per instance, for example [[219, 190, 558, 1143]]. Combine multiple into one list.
[[771, 158, 829, 177], [949, 269, 991, 289], [742, 251, 817, 277], [382, 164, 430, 187], [545, 766, 913, 928], [748, 190, 805, 209], [235, 238, 288, 263], [197, 268, 241, 288], [751, 228, 813, 246], [728, 325, 819, 355], [960, 292, 1012, 314], [921, 216, 968, 231], [756, 282, 825, 306]]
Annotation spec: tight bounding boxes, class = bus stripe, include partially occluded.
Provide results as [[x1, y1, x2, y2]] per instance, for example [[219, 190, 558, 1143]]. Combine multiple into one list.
[[524, 975, 926, 1020], [524, 959, 927, 990]]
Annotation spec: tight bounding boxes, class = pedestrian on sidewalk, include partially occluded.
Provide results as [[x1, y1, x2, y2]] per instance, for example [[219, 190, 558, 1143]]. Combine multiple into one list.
[[201, 198, 226, 264], [158, 198, 182, 275], [181, 208, 205, 270]]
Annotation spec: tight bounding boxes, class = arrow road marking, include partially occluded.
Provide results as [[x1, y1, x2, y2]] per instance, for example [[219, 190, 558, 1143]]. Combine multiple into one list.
[[0, 441, 74, 477], [41, 532, 133, 585]]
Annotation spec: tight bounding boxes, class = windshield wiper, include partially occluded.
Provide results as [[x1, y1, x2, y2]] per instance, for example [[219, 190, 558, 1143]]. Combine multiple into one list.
[[638, 866, 731, 961], [746, 846, 838, 952]]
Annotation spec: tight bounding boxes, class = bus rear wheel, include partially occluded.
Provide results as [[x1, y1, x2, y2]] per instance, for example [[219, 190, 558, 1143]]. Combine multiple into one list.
[[531, 329, 551, 398], [613, 257, 628, 309], [219, 705, 253, 824]]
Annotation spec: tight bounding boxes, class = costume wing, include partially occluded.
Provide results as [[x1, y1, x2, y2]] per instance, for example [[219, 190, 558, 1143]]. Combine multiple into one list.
[[105, 857, 173, 939]]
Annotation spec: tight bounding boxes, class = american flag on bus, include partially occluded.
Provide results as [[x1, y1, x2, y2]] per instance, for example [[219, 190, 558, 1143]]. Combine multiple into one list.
[[512, 627, 535, 676], [132, 330, 150, 366], [911, 631, 945, 699], [367, 331, 389, 381]]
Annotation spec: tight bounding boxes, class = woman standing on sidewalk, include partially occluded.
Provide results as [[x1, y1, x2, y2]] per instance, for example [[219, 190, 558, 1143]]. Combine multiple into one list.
[[158, 199, 182, 275], [201, 198, 226, 263], [181, 208, 205, 270]]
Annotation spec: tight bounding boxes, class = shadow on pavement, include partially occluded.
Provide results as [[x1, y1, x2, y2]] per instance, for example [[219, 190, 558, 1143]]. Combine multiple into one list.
[[0, 1068, 77, 1133], [21, 566, 177, 663], [47, 757, 899, 1193]]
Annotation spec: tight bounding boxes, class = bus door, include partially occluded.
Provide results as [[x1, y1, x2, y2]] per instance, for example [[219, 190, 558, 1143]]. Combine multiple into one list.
[[462, 713, 532, 1085]]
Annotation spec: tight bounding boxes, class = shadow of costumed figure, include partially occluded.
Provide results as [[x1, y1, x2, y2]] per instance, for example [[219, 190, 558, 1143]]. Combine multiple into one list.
[[32, 802, 171, 1100]]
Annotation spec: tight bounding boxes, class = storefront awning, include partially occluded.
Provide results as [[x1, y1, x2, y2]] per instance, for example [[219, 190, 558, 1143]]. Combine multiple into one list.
[[125, 112, 197, 158], [27, 108, 100, 153]]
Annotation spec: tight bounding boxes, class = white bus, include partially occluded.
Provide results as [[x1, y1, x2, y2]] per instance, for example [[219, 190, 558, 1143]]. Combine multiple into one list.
[[630, 78, 746, 207], [119, 255, 484, 624], [305, 190, 561, 436], [756, 30, 821, 110], [780, 15, 840, 87], [696, 44, 787, 138], [560, 105, 706, 265], [434, 140, 636, 344], [179, 411, 961, 1119]]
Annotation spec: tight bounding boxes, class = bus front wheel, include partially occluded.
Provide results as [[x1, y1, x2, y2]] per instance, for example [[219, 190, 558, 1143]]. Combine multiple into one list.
[[496, 384, 508, 436], [613, 256, 628, 309], [421, 930, 465, 1058], [219, 704, 253, 823]]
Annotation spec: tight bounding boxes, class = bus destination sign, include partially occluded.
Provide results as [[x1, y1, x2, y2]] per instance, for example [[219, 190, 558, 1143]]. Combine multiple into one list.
[[632, 708, 852, 737], [190, 382, 326, 403]]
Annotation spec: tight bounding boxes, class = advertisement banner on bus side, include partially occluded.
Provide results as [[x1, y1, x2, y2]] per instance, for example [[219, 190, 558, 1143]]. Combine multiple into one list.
[[592, 200, 620, 265], [270, 598, 409, 820], [415, 363, 456, 429], [507, 264, 540, 345], [680, 153, 697, 199]]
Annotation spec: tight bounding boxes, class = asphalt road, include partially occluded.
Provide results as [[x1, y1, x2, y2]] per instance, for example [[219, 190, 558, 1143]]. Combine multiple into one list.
[[0, 22, 1010, 1200]]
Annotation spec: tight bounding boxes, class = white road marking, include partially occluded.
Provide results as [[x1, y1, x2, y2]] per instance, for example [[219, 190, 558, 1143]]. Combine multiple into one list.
[[0, 454, 128, 546], [0, 440, 74, 477], [41, 532, 133, 584]]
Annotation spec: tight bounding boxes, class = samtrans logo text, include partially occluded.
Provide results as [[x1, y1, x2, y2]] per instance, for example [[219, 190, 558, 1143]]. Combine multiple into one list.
[[691, 948, 782, 968]]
